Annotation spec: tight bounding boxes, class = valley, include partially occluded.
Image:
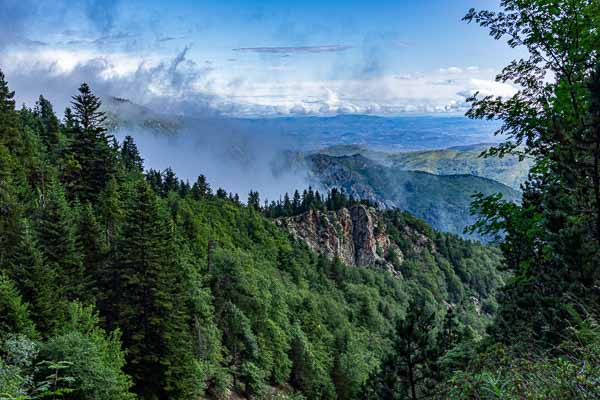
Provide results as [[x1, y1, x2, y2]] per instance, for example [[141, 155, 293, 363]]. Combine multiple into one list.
[[103, 98, 528, 241]]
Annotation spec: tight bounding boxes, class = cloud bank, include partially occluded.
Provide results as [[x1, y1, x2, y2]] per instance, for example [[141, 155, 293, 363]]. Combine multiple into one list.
[[0, 46, 516, 118]]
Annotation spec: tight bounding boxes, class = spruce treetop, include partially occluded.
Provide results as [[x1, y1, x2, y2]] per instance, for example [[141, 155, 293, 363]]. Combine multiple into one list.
[[71, 83, 106, 131]]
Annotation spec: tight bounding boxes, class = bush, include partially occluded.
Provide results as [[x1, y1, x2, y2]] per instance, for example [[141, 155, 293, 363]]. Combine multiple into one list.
[[439, 319, 600, 399], [37, 303, 134, 400]]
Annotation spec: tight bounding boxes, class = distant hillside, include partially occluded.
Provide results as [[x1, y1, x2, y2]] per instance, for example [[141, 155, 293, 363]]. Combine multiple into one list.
[[102, 96, 182, 135], [314, 143, 531, 190], [308, 153, 521, 239], [387, 146, 531, 190]]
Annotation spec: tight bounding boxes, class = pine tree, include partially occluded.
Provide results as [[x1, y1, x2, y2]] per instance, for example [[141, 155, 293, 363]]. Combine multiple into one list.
[[71, 83, 106, 131], [96, 177, 122, 247], [437, 307, 460, 355], [247, 190, 260, 211], [366, 303, 437, 400], [34, 95, 61, 153], [220, 301, 259, 391], [67, 83, 116, 203], [35, 182, 86, 302], [162, 167, 178, 194], [0, 274, 36, 339], [282, 193, 292, 216], [191, 174, 212, 200], [178, 180, 190, 197], [292, 190, 301, 213], [77, 203, 107, 302], [62, 107, 76, 132], [0, 147, 22, 268], [145, 169, 163, 195], [10, 220, 63, 335], [120, 135, 143, 173], [113, 180, 197, 399], [216, 187, 228, 199], [0, 69, 21, 152]]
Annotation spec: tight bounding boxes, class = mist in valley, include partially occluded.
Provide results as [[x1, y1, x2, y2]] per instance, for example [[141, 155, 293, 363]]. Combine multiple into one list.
[[110, 113, 312, 204]]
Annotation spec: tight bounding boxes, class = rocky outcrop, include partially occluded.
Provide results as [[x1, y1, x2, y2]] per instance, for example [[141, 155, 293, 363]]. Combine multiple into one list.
[[276, 205, 402, 272]]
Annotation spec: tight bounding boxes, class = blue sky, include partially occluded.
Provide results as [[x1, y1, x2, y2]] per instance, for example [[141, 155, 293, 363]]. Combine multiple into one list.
[[0, 0, 521, 116]]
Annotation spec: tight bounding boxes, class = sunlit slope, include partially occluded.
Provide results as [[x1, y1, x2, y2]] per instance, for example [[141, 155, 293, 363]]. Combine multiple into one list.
[[315, 143, 531, 190], [309, 153, 520, 239]]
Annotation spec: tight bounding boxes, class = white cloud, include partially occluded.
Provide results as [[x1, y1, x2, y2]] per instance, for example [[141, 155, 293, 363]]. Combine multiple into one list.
[[439, 66, 463, 74], [0, 47, 516, 117], [458, 78, 518, 99]]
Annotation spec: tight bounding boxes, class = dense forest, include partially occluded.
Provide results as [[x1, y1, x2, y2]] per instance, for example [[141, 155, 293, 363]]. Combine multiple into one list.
[[0, 66, 508, 398], [1, 0, 600, 399]]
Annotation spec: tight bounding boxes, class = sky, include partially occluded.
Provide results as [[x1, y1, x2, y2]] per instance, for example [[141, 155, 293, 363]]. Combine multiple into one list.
[[0, 0, 522, 116]]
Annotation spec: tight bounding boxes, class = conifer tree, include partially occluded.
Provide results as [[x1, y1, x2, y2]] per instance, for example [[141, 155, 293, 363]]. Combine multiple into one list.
[[120, 135, 143, 173], [220, 301, 259, 391], [35, 182, 86, 302], [178, 180, 190, 197], [0, 146, 22, 268], [283, 193, 292, 216], [191, 174, 211, 200], [113, 180, 197, 399], [0, 69, 21, 152], [145, 169, 163, 195], [0, 274, 36, 339], [77, 203, 107, 301], [97, 177, 122, 247], [9, 221, 63, 335], [34, 95, 61, 153], [216, 187, 228, 199], [247, 190, 260, 210], [67, 83, 116, 203], [163, 167, 179, 194], [366, 304, 437, 400], [63, 107, 76, 131], [292, 190, 301, 213]]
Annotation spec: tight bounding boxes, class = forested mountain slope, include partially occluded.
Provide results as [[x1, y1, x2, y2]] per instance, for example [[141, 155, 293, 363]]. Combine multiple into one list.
[[3, 0, 600, 397], [0, 74, 504, 399]]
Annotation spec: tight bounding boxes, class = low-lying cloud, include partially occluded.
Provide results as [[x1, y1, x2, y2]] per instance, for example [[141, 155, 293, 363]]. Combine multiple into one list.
[[104, 97, 311, 202], [1, 43, 517, 119]]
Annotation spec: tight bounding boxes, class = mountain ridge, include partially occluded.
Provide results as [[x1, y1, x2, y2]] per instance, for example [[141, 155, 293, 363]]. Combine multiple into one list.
[[308, 153, 520, 240]]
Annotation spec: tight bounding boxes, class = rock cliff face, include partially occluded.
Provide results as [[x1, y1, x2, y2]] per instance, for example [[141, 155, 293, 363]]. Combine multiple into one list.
[[276, 205, 402, 272]]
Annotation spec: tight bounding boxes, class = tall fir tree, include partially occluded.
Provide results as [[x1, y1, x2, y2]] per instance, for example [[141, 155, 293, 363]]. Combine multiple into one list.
[[191, 174, 211, 200], [112, 180, 197, 399], [77, 203, 107, 303], [0, 147, 22, 268], [34, 95, 61, 154], [120, 135, 143, 173], [34, 182, 86, 303], [67, 83, 116, 203], [10, 220, 64, 335], [0, 69, 21, 153], [0, 274, 36, 339]]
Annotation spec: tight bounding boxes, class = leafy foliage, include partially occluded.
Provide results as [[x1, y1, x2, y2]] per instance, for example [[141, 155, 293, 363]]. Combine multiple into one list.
[[438, 0, 600, 398]]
